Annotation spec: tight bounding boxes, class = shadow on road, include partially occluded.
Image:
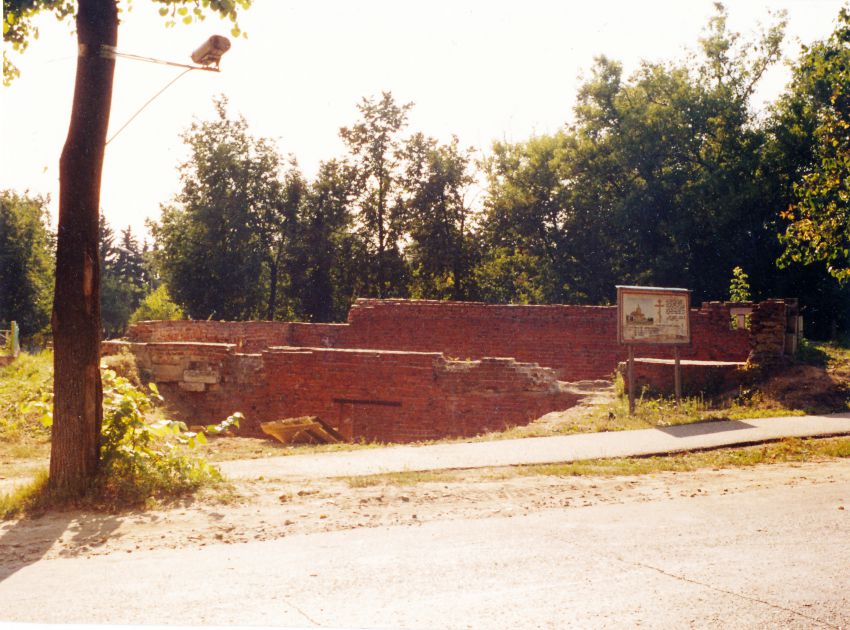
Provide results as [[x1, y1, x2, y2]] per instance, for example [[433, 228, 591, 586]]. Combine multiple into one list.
[[656, 419, 754, 438], [0, 511, 122, 583]]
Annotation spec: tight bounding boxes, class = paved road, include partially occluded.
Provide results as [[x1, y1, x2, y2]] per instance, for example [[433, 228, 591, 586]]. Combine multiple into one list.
[[1, 470, 848, 629], [220, 413, 850, 480]]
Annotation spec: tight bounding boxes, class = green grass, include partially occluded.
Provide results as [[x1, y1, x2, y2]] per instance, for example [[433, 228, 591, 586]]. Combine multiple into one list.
[[509, 436, 850, 478], [0, 350, 53, 439], [0, 351, 52, 473], [0, 469, 49, 519]]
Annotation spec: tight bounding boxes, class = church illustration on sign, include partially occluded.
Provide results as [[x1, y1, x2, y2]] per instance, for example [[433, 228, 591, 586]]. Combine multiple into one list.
[[626, 303, 654, 325]]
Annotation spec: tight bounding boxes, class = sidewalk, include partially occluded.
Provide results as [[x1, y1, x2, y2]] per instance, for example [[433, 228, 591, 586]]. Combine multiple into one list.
[[219, 412, 850, 480]]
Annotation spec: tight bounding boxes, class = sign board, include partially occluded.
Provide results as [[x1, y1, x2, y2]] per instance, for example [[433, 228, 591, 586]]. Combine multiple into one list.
[[617, 286, 691, 345]]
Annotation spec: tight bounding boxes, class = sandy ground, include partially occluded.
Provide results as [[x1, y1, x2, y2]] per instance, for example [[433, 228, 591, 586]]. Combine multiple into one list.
[[1, 457, 847, 569]]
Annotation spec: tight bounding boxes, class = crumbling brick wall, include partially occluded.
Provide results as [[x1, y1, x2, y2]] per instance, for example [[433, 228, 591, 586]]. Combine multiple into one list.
[[106, 341, 579, 441], [116, 298, 784, 442], [127, 299, 752, 382]]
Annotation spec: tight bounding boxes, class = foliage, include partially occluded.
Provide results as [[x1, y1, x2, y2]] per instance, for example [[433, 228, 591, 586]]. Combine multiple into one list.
[[339, 91, 413, 298], [0, 350, 53, 442], [100, 217, 151, 337], [129, 283, 184, 323], [728, 266, 751, 302], [20, 364, 242, 508], [151, 96, 283, 320], [0, 190, 55, 340], [402, 134, 477, 300], [778, 9, 850, 284], [471, 246, 558, 304], [481, 5, 787, 306], [290, 159, 364, 322]]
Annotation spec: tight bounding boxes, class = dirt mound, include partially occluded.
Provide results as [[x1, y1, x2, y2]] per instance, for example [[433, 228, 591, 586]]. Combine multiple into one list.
[[761, 363, 850, 413]]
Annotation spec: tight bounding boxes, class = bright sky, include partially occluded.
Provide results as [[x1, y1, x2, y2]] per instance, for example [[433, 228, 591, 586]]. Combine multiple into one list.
[[1, 0, 846, 240]]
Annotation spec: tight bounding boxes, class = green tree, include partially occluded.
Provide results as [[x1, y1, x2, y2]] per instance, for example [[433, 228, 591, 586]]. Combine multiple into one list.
[[728, 266, 751, 302], [778, 8, 850, 284], [293, 159, 364, 321], [129, 284, 184, 323], [479, 3, 787, 306], [99, 218, 147, 337], [339, 92, 413, 298], [151, 97, 283, 321], [4, 0, 250, 495], [0, 190, 55, 339], [402, 134, 477, 300]]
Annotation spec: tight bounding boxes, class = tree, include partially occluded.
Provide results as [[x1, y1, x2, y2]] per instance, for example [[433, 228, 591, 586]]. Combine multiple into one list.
[[293, 159, 364, 322], [339, 92, 413, 298], [0, 190, 55, 339], [478, 3, 788, 306], [402, 134, 477, 300], [129, 284, 184, 323], [99, 218, 147, 337], [4, 0, 250, 495], [151, 96, 283, 320], [264, 160, 307, 320], [778, 9, 850, 283]]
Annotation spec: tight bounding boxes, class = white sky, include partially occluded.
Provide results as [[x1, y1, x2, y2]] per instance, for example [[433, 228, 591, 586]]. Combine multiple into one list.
[[1, 0, 846, 240]]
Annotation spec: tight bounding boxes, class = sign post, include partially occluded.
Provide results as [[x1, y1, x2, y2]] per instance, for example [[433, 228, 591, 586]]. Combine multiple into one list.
[[617, 286, 691, 414]]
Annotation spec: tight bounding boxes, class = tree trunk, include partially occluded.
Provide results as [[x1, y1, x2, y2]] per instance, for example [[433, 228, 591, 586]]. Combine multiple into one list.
[[266, 244, 282, 321], [50, 0, 118, 496]]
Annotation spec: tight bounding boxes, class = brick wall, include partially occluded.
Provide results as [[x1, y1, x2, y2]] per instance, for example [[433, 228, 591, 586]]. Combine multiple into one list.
[[129, 299, 752, 382], [617, 358, 747, 397], [335, 299, 751, 380], [117, 298, 772, 442], [106, 341, 579, 442]]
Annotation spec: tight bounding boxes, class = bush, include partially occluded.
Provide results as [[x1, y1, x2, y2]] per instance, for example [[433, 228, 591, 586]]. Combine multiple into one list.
[[16, 365, 241, 511], [101, 348, 142, 388], [130, 285, 184, 324]]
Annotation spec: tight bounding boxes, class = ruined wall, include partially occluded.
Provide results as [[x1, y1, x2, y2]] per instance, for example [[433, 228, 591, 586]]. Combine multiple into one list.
[[333, 299, 751, 380], [116, 298, 786, 442], [128, 299, 752, 382], [108, 341, 578, 442]]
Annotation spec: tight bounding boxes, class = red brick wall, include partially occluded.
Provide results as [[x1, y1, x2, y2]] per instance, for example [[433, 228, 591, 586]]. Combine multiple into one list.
[[129, 299, 751, 381], [334, 299, 750, 380], [618, 358, 747, 396], [119, 298, 762, 442], [109, 341, 579, 442]]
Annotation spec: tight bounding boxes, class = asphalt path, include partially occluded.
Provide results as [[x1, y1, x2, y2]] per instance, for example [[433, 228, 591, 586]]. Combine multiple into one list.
[[219, 413, 850, 480], [1, 471, 848, 629]]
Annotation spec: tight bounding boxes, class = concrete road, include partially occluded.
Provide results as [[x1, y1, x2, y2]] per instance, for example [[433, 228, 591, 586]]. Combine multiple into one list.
[[1, 475, 848, 628]]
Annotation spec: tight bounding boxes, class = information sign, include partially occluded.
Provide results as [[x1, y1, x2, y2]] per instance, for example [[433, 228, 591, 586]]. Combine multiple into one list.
[[617, 286, 691, 345]]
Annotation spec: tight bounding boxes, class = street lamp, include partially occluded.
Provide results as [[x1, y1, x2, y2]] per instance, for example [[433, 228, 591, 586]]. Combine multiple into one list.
[[105, 36, 232, 145]]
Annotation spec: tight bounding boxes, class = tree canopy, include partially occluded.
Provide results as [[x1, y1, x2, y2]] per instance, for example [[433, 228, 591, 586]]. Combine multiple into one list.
[[777, 8, 850, 283]]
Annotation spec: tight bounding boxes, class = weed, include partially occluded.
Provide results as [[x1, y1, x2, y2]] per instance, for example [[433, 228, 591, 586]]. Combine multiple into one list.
[[101, 348, 142, 388], [2, 367, 241, 516], [0, 351, 53, 442]]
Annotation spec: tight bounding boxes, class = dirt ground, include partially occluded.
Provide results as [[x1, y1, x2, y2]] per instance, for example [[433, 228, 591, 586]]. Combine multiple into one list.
[[2, 456, 847, 569]]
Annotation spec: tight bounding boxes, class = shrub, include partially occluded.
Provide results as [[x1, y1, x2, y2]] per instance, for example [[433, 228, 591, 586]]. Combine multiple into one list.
[[130, 285, 184, 324], [18, 365, 241, 511]]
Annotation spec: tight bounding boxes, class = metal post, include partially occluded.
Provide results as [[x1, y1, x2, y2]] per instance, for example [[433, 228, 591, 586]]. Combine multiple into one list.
[[674, 345, 681, 408], [10, 321, 20, 357], [628, 344, 635, 415]]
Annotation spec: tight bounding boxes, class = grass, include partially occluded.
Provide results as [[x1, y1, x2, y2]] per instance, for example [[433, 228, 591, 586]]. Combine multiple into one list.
[[341, 436, 850, 488], [0, 351, 52, 476], [0, 469, 49, 519]]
